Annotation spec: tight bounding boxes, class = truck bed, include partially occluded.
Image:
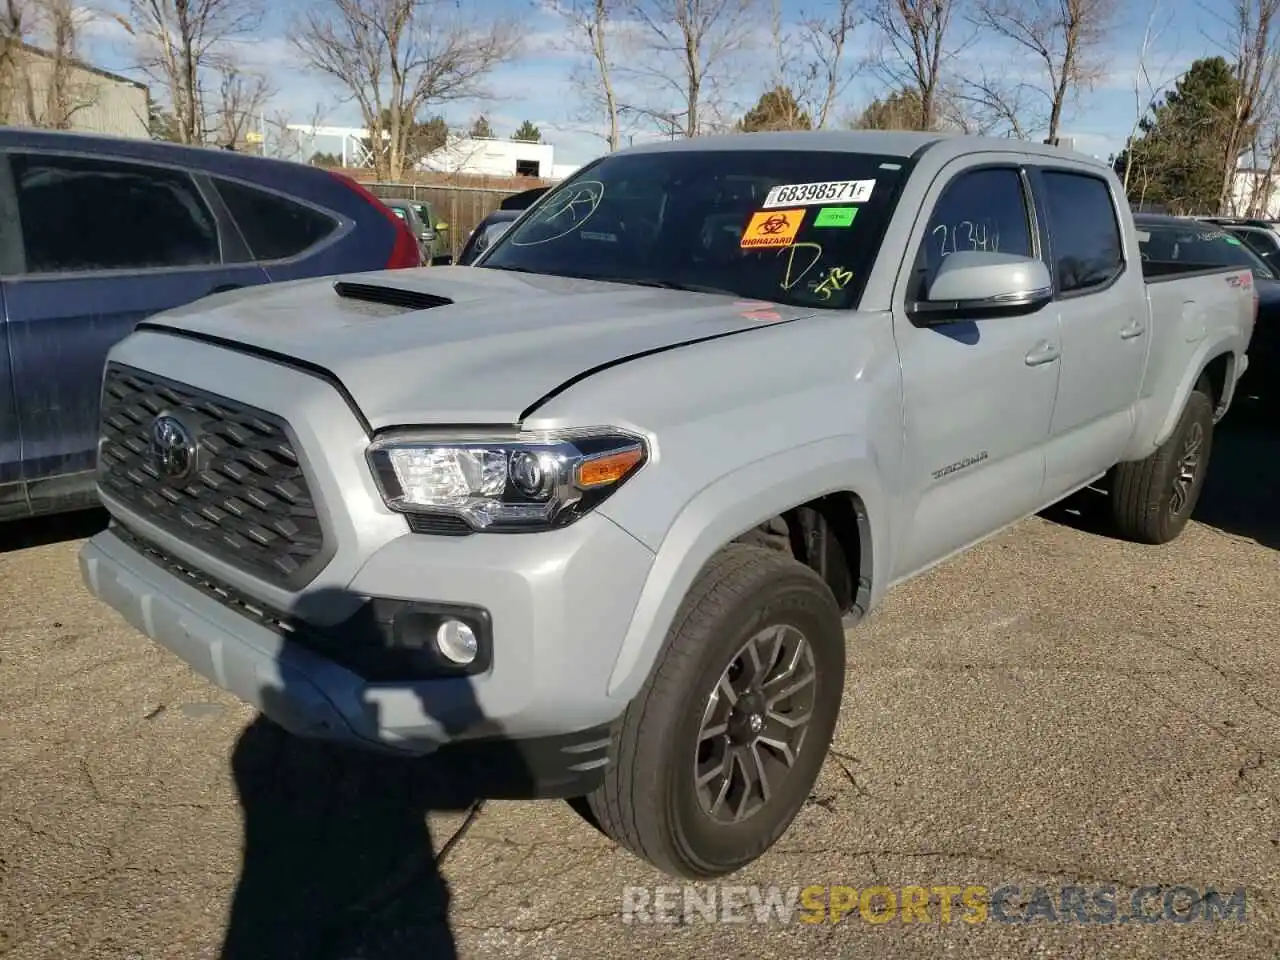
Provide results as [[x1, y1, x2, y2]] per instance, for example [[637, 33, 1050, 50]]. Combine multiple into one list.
[[1138, 261, 1256, 409], [1140, 259, 1247, 283]]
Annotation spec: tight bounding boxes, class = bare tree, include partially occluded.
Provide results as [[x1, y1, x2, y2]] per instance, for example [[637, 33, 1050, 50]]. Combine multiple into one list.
[[264, 102, 329, 162], [766, 0, 860, 128], [947, 73, 1034, 136], [1121, 0, 1181, 196], [867, 0, 963, 130], [1209, 0, 1280, 215], [0, 0, 34, 126], [118, 0, 265, 145], [37, 0, 78, 128], [0, 0, 98, 129], [209, 60, 271, 149], [292, 0, 520, 181], [968, 0, 1111, 142], [555, 0, 623, 151], [620, 0, 759, 138]]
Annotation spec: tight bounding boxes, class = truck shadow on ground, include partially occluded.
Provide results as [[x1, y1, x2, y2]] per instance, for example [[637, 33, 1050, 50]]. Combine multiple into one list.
[[1042, 401, 1279, 551], [0, 507, 107, 554], [219, 592, 538, 960]]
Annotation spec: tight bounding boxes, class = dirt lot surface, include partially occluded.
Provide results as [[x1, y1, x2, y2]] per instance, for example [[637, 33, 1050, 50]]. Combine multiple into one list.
[[1, 410, 1277, 960]]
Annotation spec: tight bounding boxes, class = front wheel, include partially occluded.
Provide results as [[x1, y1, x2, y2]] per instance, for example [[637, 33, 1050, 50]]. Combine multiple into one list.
[[1110, 378, 1215, 544], [584, 543, 847, 879]]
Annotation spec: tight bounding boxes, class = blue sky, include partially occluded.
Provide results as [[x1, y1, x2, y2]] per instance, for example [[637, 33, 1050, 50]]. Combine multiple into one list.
[[78, 0, 1228, 168]]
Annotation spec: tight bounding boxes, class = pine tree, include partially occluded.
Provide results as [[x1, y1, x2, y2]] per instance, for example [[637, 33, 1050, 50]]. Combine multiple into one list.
[[1120, 57, 1243, 214], [512, 120, 541, 142], [738, 86, 812, 132]]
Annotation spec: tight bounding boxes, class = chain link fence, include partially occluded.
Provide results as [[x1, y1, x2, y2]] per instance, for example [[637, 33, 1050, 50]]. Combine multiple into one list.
[[357, 181, 528, 261]]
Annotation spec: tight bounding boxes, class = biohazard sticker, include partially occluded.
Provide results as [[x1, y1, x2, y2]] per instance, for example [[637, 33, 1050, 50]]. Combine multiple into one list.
[[741, 208, 805, 248], [762, 179, 875, 208]]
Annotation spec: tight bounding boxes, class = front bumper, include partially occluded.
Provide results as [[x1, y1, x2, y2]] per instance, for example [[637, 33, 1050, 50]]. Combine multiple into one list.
[[80, 510, 655, 795]]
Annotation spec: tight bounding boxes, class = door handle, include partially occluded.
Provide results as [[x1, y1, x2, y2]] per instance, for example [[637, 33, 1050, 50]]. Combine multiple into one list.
[[1119, 318, 1145, 339], [1024, 341, 1061, 366]]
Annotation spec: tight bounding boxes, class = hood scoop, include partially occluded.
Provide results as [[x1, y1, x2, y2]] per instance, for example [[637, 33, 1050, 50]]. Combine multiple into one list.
[[333, 280, 453, 313]]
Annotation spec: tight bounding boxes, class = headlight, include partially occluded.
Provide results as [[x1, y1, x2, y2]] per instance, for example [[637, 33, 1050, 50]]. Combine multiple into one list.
[[366, 427, 648, 532]]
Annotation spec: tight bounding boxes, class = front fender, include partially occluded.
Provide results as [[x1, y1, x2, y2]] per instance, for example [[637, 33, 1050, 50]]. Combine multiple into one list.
[[600, 435, 887, 705]]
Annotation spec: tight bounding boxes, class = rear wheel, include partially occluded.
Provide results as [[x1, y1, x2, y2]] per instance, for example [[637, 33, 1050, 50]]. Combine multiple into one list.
[[583, 543, 846, 879], [1110, 378, 1215, 544]]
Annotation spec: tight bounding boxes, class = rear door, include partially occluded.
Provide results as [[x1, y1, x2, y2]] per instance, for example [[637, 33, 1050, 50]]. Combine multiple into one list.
[[0, 149, 269, 511], [1027, 165, 1147, 497]]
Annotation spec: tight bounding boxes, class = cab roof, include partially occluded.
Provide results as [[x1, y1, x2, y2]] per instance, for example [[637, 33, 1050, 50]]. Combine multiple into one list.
[[618, 129, 1113, 172]]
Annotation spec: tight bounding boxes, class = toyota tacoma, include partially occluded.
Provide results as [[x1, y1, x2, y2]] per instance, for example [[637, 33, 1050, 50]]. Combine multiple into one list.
[[79, 131, 1256, 879]]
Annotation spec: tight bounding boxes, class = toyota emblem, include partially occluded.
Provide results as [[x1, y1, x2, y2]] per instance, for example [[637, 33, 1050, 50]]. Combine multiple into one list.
[[150, 414, 196, 481]]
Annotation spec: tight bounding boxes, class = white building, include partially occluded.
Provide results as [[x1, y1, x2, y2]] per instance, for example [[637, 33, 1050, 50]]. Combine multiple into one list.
[[420, 135, 556, 178]]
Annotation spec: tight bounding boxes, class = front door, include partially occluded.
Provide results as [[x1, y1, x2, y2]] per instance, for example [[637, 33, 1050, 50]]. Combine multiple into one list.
[[889, 159, 1063, 581], [1, 149, 268, 513]]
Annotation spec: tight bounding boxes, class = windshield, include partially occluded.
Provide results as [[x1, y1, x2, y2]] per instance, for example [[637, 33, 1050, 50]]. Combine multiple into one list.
[[477, 149, 911, 309], [1136, 222, 1276, 280]]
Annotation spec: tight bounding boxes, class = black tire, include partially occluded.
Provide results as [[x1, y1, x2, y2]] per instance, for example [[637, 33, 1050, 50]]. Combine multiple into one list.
[[584, 543, 846, 879], [1110, 377, 1215, 544]]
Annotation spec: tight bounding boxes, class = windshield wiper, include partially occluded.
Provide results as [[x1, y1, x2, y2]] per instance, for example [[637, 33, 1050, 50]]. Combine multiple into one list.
[[588, 276, 742, 296], [483, 267, 745, 299]]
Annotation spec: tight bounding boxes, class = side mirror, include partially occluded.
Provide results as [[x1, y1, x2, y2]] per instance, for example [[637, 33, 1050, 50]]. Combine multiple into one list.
[[910, 251, 1053, 324], [435, 221, 449, 231], [430, 254, 453, 266]]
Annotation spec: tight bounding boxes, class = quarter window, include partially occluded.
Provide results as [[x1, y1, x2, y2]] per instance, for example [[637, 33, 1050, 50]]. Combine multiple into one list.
[[213, 177, 336, 261], [12, 153, 220, 274], [1041, 171, 1124, 293]]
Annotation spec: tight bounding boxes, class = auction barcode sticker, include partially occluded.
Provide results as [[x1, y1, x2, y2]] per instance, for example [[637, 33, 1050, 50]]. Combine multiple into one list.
[[762, 179, 875, 208]]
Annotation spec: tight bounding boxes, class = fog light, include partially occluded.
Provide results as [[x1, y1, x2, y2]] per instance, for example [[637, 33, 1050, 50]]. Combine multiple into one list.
[[435, 619, 478, 664]]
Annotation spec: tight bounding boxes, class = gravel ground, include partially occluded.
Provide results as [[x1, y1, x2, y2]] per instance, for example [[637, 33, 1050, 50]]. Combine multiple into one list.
[[1, 410, 1276, 960]]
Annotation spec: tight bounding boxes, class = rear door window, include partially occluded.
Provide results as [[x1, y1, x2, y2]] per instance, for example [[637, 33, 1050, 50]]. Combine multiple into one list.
[[11, 152, 221, 274], [1039, 171, 1125, 294], [213, 177, 337, 261]]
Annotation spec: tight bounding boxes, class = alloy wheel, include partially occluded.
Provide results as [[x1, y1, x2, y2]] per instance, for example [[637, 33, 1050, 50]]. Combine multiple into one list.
[[693, 623, 817, 824]]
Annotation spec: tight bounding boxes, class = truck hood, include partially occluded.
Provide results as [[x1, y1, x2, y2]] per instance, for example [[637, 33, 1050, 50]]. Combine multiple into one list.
[[140, 266, 814, 429]]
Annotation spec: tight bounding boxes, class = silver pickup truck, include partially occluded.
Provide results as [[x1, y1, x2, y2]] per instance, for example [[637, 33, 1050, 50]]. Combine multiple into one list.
[[79, 132, 1255, 880]]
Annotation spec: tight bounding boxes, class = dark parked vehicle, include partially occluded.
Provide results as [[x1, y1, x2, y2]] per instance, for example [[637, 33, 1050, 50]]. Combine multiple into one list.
[[0, 128, 423, 522], [457, 209, 520, 265], [1204, 217, 1280, 274], [456, 185, 549, 265], [1135, 213, 1275, 399]]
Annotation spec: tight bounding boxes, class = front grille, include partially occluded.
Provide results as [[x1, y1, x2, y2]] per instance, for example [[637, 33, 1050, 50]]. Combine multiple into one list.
[[98, 364, 330, 590]]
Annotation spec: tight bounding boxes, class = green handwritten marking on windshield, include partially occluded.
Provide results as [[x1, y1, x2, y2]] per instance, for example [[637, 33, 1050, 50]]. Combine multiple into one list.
[[1224, 236, 1242, 245], [814, 207, 858, 228]]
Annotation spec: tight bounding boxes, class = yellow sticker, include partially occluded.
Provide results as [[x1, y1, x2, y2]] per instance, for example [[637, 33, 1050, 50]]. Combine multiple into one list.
[[741, 208, 805, 249]]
